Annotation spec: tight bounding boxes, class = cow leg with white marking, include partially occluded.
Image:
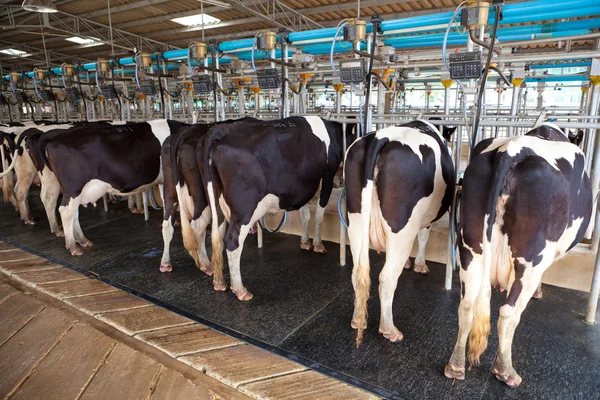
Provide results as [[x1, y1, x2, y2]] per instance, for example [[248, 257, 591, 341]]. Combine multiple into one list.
[[59, 197, 82, 255], [493, 258, 547, 387], [378, 226, 418, 342], [445, 242, 485, 380], [413, 227, 431, 274], [226, 222, 252, 301], [73, 210, 93, 247], [14, 154, 36, 224], [312, 204, 327, 253], [39, 171, 63, 236], [299, 204, 311, 251], [160, 216, 175, 272], [190, 206, 212, 275]]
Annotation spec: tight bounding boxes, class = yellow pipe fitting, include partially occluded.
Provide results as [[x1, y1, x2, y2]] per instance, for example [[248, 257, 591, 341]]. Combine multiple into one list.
[[441, 79, 454, 88], [332, 83, 345, 92], [512, 77, 524, 87], [467, 0, 490, 28], [590, 76, 600, 86], [250, 87, 261, 94], [582, 87, 590, 94]]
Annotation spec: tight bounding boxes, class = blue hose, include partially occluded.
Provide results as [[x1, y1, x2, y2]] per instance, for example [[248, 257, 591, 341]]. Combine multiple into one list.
[[258, 212, 287, 233], [337, 186, 348, 229]]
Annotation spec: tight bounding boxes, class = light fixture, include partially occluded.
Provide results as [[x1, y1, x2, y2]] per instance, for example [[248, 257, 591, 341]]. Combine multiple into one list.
[[172, 13, 221, 26], [0, 48, 32, 58], [66, 36, 103, 47], [22, 0, 58, 13]]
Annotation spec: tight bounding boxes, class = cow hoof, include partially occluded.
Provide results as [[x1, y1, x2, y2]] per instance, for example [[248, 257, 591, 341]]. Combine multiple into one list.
[[160, 262, 172, 273], [413, 262, 429, 274], [533, 287, 543, 299], [55, 230, 65, 237], [404, 259, 412, 270], [80, 240, 94, 248], [232, 288, 253, 301], [300, 240, 312, 251], [130, 209, 144, 215], [493, 368, 522, 387], [249, 226, 256, 235], [173, 219, 181, 228], [313, 243, 327, 254], [351, 319, 367, 330], [24, 218, 35, 225], [444, 363, 465, 380], [69, 247, 83, 256], [379, 326, 403, 342], [200, 265, 214, 276], [213, 280, 227, 292]]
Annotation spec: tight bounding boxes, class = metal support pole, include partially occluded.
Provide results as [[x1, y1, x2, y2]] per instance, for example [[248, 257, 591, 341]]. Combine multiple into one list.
[[237, 86, 245, 115], [444, 87, 450, 115], [340, 122, 347, 267], [508, 84, 521, 136], [586, 79, 600, 243], [586, 227, 600, 323], [376, 79, 385, 130], [142, 190, 149, 221], [257, 223, 263, 248], [282, 42, 289, 118], [445, 123, 463, 291], [102, 194, 108, 213]]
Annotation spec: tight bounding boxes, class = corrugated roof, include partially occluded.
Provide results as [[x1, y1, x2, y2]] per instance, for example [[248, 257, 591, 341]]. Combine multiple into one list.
[[0, 0, 597, 68]]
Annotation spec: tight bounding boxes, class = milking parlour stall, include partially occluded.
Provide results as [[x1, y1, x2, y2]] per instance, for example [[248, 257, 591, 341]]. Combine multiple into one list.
[[0, 0, 599, 398]]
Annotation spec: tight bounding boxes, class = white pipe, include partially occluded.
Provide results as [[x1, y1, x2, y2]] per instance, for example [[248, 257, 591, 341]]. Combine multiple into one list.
[[587, 82, 600, 243]]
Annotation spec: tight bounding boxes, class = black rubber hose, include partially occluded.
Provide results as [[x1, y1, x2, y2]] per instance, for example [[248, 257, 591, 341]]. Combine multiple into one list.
[[472, 5, 502, 148]]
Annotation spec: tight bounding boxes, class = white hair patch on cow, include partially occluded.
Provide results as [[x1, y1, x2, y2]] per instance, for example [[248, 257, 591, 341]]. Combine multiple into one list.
[[303, 116, 330, 159], [501, 136, 580, 171], [480, 137, 511, 154], [148, 119, 171, 145], [377, 126, 439, 162]]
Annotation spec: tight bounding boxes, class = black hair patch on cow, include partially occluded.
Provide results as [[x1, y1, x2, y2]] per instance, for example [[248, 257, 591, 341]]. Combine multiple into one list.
[[505, 259, 526, 307], [376, 143, 436, 234], [344, 135, 372, 215], [526, 125, 569, 143]]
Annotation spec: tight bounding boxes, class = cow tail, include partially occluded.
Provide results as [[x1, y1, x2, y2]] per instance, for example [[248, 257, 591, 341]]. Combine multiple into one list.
[[468, 147, 520, 366], [204, 127, 225, 289], [38, 135, 53, 172], [355, 137, 388, 347], [0, 133, 19, 180], [1, 143, 12, 203]]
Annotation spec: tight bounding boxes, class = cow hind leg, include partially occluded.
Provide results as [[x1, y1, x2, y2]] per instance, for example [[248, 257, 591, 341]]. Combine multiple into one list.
[[160, 216, 175, 272], [312, 204, 327, 253], [493, 258, 547, 388], [14, 172, 34, 224], [378, 230, 415, 342], [191, 206, 212, 275], [225, 221, 252, 301], [445, 249, 484, 380], [40, 176, 63, 236], [59, 198, 82, 256], [299, 205, 311, 250], [73, 209, 93, 247], [348, 212, 367, 330], [413, 227, 431, 274]]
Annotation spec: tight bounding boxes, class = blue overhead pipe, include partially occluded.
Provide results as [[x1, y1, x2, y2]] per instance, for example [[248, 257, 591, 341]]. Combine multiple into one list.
[[525, 75, 588, 82], [218, 38, 259, 53], [301, 42, 367, 55], [530, 62, 591, 69], [236, 49, 293, 61]]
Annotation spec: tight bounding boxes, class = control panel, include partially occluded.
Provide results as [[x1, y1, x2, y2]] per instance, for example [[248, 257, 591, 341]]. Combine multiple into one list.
[[136, 80, 156, 96], [14, 91, 25, 104], [39, 89, 55, 102], [192, 75, 213, 93], [256, 68, 280, 90], [448, 51, 482, 79], [339, 59, 366, 84], [100, 84, 119, 99], [65, 87, 81, 102]]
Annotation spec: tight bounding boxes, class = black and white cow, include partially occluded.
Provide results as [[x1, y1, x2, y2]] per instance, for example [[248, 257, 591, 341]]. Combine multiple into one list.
[[344, 120, 455, 345], [202, 116, 356, 300], [38, 120, 188, 255], [444, 123, 592, 387], [158, 117, 259, 273], [0, 130, 17, 209]]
